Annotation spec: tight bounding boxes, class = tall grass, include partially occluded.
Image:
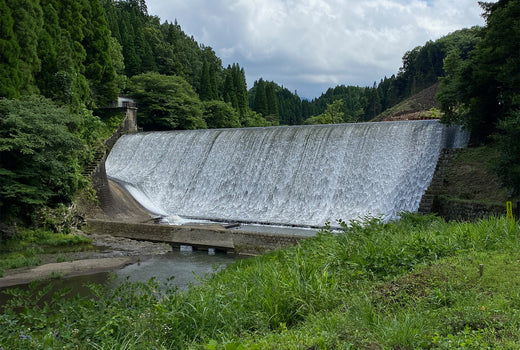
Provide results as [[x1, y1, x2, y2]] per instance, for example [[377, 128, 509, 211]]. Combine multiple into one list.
[[1, 214, 519, 349], [0, 228, 92, 276]]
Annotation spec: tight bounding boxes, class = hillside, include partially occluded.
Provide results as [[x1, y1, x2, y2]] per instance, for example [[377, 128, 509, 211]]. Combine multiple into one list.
[[372, 83, 518, 216], [372, 82, 440, 122]]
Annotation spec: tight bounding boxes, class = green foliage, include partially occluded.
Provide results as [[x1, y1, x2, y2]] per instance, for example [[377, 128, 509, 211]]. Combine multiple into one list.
[[0, 0, 120, 108], [127, 72, 206, 130], [241, 110, 272, 127], [2, 216, 520, 349], [0, 227, 91, 273], [439, 1, 520, 143], [7, 0, 43, 96], [493, 111, 520, 196], [0, 96, 86, 222], [82, 0, 119, 107], [251, 79, 280, 124], [304, 99, 346, 125], [437, 1, 520, 193], [202, 100, 241, 129], [0, 0, 22, 98]]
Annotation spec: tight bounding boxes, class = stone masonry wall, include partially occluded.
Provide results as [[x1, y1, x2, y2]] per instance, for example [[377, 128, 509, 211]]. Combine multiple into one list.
[[91, 106, 138, 215], [435, 197, 508, 221]]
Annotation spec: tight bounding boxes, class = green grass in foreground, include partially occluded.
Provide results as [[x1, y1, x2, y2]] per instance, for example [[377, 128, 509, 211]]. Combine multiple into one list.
[[1, 214, 520, 349], [0, 228, 92, 276]]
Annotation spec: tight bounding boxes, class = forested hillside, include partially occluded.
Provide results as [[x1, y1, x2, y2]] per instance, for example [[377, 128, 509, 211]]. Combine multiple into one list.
[[1, 0, 519, 228], [247, 27, 483, 126], [0, 0, 118, 108], [0, 0, 487, 128], [100, 0, 271, 129]]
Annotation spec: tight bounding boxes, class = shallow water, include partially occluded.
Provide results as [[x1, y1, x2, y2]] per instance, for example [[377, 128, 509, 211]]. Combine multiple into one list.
[[112, 248, 236, 291], [0, 248, 236, 307]]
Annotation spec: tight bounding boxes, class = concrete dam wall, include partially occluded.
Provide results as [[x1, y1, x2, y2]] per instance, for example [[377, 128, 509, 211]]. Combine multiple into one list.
[[104, 120, 468, 228]]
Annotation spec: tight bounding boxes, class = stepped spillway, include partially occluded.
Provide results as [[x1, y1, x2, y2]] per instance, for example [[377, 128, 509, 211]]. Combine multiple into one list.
[[105, 120, 467, 227]]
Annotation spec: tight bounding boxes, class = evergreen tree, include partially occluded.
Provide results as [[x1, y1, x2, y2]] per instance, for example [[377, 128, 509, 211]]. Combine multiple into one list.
[[36, 1, 59, 98], [223, 67, 238, 110], [253, 79, 268, 116], [118, 10, 141, 76], [0, 0, 22, 98], [82, 0, 119, 106], [364, 82, 382, 120], [199, 58, 212, 101], [6, 0, 43, 95], [231, 64, 248, 117], [265, 82, 279, 119], [438, 0, 520, 143]]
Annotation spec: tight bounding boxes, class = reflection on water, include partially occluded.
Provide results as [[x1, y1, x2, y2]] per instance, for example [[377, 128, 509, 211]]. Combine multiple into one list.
[[0, 248, 236, 307], [113, 248, 235, 291]]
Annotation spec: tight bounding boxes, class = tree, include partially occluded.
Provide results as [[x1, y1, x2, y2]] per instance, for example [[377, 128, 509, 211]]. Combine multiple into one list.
[[494, 112, 520, 196], [36, 1, 59, 98], [0, 96, 84, 222], [231, 63, 249, 118], [203, 100, 241, 129], [127, 72, 206, 130], [0, 0, 22, 98], [199, 58, 212, 101], [265, 82, 279, 121], [365, 82, 382, 120], [305, 99, 345, 125], [223, 68, 238, 110], [253, 78, 268, 116], [82, 0, 119, 107], [6, 0, 43, 95], [439, 0, 520, 144]]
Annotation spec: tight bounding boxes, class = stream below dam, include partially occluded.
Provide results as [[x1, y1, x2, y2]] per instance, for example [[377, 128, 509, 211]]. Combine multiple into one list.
[[0, 243, 238, 307]]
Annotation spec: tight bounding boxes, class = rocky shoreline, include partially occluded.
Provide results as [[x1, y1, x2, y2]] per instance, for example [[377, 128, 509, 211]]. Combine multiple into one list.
[[0, 232, 172, 288]]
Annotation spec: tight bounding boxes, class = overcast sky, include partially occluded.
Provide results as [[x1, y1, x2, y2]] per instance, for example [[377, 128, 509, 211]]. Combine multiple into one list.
[[146, 0, 488, 99]]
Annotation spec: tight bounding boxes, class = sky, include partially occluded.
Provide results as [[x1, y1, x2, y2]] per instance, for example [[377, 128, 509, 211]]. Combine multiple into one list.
[[145, 0, 488, 99]]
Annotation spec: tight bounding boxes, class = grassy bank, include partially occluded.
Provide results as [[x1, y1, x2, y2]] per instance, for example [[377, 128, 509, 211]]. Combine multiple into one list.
[[440, 146, 514, 204], [0, 229, 92, 277], [1, 214, 519, 349]]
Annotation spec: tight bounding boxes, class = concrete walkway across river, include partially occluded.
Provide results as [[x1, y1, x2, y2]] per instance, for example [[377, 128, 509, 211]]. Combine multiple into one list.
[[85, 219, 309, 256]]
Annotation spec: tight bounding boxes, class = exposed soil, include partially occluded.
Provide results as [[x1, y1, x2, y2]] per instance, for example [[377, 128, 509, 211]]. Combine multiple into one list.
[[373, 82, 440, 122]]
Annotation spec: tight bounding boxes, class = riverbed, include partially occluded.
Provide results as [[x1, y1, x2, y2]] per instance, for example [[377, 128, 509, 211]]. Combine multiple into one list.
[[0, 232, 237, 301]]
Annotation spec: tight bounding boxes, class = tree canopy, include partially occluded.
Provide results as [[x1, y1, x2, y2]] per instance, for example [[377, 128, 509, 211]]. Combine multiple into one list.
[[0, 96, 85, 221], [127, 72, 206, 130], [438, 0, 519, 144], [437, 0, 520, 194]]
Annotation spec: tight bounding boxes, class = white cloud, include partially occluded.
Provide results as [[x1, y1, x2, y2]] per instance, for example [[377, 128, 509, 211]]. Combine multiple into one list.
[[146, 0, 488, 98]]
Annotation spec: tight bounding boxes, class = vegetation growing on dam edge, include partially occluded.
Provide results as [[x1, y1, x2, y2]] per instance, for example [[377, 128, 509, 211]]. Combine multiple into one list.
[[1, 214, 520, 349]]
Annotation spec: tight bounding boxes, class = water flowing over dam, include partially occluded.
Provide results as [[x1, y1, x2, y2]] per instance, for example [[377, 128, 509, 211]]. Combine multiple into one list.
[[105, 120, 467, 228]]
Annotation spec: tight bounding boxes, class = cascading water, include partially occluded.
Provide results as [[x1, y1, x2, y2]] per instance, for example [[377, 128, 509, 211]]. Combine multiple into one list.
[[105, 120, 467, 228]]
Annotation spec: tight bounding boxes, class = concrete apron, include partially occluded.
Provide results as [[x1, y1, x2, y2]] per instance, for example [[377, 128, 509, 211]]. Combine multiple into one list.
[[85, 219, 308, 256]]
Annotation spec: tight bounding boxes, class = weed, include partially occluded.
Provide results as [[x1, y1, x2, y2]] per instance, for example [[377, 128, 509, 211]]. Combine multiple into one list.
[[1, 215, 520, 349]]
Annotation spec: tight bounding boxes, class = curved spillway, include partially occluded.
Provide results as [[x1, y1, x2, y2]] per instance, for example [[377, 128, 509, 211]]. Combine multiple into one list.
[[106, 120, 466, 227]]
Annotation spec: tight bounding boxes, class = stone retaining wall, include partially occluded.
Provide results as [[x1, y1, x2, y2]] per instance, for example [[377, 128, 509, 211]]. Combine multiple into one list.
[[434, 197, 508, 221], [85, 219, 308, 256]]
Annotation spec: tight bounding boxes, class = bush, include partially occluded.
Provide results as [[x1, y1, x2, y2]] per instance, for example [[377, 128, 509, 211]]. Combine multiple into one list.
[[0, 96, 84, 222], [494, 111, 520, 196]]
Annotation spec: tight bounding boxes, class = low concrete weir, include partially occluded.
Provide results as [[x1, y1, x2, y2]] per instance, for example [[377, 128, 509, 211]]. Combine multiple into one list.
[[85, 219, 308, 256]]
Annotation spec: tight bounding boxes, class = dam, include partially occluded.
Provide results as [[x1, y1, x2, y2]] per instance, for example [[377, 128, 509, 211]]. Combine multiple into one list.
[[104, 120, 467, 229]]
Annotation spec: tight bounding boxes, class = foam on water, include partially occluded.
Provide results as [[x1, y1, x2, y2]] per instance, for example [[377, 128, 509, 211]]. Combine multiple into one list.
[[106, 120, 467, 227]]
